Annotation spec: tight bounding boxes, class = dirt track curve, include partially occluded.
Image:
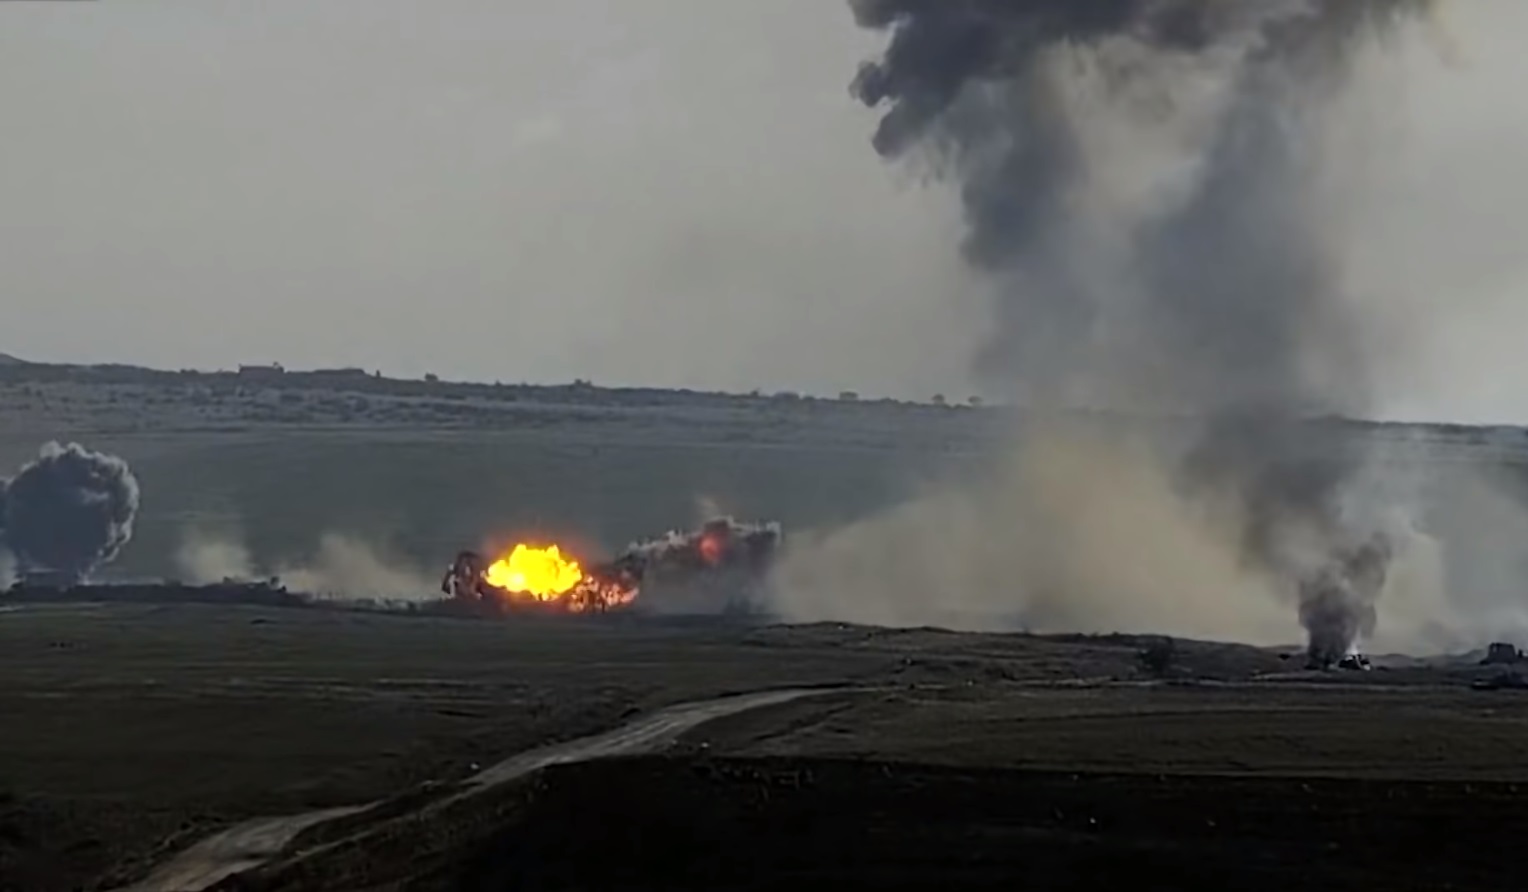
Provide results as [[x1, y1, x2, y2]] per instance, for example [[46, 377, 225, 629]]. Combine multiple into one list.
[[114, 687, 837, 892]]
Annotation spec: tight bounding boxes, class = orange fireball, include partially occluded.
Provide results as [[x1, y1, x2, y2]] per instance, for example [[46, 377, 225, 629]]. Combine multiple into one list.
[[483, 544, 584, 599]]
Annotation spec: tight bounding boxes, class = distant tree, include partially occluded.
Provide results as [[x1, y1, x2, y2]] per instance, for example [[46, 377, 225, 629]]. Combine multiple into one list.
[[1138, 637, 1178, 676], [773, 390, 801, 401], [931, 393, 947, 406], [967, 395, 983, 408], [838, 390, 860, 401], [424, 373, 439, 384]]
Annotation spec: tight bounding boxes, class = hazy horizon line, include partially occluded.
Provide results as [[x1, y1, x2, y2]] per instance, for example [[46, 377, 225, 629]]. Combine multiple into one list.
[[5, 349, 1525, 431]]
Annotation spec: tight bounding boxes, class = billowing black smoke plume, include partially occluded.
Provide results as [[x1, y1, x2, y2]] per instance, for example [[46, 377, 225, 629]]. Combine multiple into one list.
[[0, 442, 140, 584], [620, 516, 782, 575], [850, 0, 1431, 661], [614, 516, 783, 613]]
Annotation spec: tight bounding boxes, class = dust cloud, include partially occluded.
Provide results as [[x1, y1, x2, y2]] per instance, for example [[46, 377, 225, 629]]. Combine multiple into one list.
[[770, 1, 1528, 654], [173, 527, 257, 584], [772, 423, 1293, 643], [174, 528, 435, 601]]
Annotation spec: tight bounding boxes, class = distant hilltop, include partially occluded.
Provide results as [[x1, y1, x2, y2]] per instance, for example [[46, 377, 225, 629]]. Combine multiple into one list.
[[0, 356, 1518, 438], [0, 356, 964, 410]]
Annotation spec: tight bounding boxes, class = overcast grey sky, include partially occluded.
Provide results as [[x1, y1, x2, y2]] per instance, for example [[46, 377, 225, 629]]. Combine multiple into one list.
[[0, 0, 975, 400], [2, 1, 1526, 420]]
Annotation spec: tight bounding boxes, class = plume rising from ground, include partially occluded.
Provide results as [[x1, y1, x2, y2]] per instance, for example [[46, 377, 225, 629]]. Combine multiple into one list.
[[774, 0, 1478, 655], [0, 441, 140, 583]]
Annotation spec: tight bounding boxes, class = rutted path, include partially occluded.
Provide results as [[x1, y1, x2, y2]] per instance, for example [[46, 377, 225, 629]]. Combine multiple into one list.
[[113, 807, 372, 892], [113, 687, 842, 892]]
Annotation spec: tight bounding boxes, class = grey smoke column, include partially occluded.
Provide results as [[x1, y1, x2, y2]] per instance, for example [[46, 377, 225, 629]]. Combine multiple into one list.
[[1299, 536, 1392, 662], [0, 441, 141, 582], [848, 0, 1430, 659]]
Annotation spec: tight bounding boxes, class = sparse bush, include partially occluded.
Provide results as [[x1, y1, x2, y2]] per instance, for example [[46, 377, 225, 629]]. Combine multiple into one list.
[[1138, 636, 1178, 676]]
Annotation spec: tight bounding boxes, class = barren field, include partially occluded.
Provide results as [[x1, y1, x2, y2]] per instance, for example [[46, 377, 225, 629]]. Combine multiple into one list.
[[3, 371, 1528, 890], [254, 757, 1522, 892], [0, 603, 895, 890], [4, 602, 1526, 890]]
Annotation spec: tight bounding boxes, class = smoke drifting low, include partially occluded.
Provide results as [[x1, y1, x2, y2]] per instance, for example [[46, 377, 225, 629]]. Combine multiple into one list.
[[773, 424, 1295, 643], [174, 528, 435, 601], [773, 0, 1473, 656], [0, 441, 140, 583]]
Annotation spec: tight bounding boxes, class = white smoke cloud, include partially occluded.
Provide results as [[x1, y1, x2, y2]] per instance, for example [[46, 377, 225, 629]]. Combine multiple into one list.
[[174, 527, 257, 584], [274, 533, 435, 602]]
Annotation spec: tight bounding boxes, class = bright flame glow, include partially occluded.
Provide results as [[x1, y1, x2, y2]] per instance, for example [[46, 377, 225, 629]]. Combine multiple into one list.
[[483, 544, 583, 599]]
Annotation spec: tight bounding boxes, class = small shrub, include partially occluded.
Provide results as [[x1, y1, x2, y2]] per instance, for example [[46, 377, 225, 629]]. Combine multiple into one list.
[[1138, 636, 1178, 676]]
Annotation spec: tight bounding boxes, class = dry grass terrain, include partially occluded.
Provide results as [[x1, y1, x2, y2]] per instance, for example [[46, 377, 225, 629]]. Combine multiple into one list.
[[4, 602, 1525, 890], [3, 366, 1528, 889], [0, 604, 897, 890]]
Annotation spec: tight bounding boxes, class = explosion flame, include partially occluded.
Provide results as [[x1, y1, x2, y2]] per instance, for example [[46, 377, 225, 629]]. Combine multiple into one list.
[[446, 542, 639, 614], [441, 516, 782, 617], [484, 544, 584, 600]]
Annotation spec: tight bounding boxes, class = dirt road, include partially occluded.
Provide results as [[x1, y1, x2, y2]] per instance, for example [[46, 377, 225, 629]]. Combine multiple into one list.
[[113, 807, 372, 892], [114, 687, 838, 892]]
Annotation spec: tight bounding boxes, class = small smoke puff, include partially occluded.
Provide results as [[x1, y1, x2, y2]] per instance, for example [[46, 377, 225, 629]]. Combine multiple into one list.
[[274, 533, 434, 601], [174, 529, 257, 584], [692, 494, 725, 524], [1, 442, 140, 580], [174, 526, 434, 601]]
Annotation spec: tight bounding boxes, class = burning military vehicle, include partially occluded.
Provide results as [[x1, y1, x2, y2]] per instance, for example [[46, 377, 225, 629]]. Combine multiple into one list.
[[1300, 536, 1391, 671], [440, 516, 782, 616], [440, 546, 641, 615]]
